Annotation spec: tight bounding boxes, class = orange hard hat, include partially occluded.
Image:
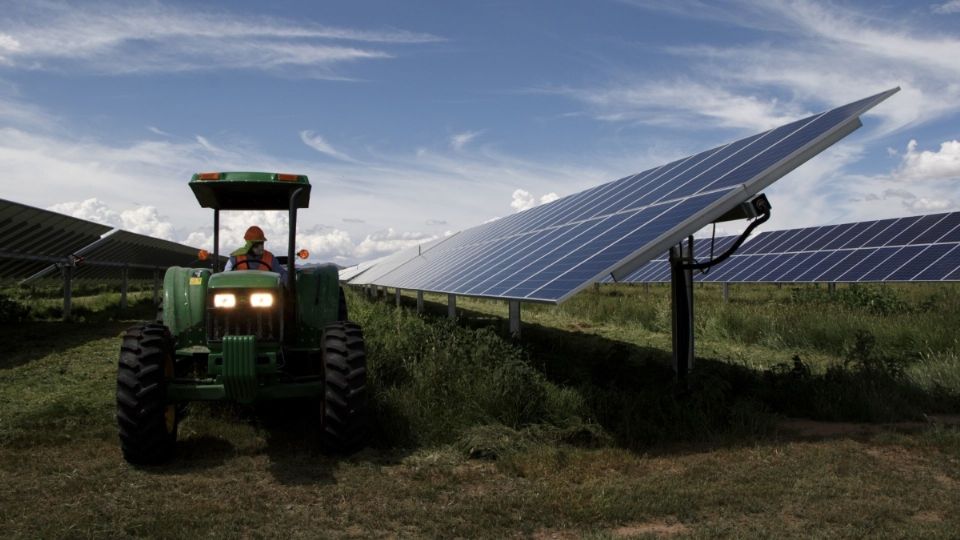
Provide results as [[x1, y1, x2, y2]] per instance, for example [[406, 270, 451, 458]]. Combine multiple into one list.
[[244, 226, 266, 242]]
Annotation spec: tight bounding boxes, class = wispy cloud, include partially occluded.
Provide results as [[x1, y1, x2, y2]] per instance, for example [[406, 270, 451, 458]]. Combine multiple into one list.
[[933, 0, 960, 15], [299, 130, 358, 163], [551, 80, 808, 131], [0, 2, 442, 77], [569, 0, 960, 136], [450, 130, 482, 150]]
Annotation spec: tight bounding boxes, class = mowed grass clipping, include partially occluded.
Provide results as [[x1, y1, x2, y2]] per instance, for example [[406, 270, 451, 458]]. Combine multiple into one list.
[[0, 283, 959, 537]]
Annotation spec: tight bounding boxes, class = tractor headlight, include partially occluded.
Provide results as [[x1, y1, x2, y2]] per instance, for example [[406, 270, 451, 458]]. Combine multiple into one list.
[[250, 293, 274, 308], [213, 293, 236, 308]]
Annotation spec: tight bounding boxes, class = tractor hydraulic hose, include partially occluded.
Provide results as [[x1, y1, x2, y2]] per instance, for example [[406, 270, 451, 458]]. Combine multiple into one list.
[[679, 208, 770, 272]]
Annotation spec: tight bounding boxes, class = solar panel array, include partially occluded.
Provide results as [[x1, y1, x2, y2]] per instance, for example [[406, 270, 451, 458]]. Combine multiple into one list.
[[343, 88, 898, 302], [0, 199, 112, 279], [348, 235, 452, 286], [616, 211, 960, 283], [0, 198, 220, 282]]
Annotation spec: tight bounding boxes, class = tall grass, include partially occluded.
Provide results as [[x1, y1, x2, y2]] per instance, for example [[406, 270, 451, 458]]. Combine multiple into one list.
[[348, 294, 590, 450], [356, 282, 960, 450]]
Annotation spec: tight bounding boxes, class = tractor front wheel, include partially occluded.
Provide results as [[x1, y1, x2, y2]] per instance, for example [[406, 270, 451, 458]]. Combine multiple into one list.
[[116, 323, 179, 465], [321, 321, 367, 452]]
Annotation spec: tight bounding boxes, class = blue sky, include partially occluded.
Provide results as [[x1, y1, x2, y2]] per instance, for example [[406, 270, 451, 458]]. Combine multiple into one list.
[[1, 0, 959, 264]]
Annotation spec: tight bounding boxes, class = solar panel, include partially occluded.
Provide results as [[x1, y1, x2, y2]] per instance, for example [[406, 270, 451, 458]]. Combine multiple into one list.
[[0, 198, 113, 280], [619, 211, 960, 283], [68, 230, 206, 280], [349, 88, 898, 302], [347, 234, 454, 286]]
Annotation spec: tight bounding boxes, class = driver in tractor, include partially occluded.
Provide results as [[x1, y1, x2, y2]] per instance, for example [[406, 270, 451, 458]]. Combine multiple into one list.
[[224, 225, 288, 282]]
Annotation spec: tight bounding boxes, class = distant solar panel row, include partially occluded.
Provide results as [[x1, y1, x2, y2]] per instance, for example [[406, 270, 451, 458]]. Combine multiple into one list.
[[343, 89, 898, 302], [618, 211, 960, 283], [0, 198, 218, 281], [0, 199, 112, 279]]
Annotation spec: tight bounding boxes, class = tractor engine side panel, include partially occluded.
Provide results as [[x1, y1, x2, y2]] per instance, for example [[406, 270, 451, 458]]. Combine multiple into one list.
[[295, 264, 340, 347], [162, 267, 210, 347]]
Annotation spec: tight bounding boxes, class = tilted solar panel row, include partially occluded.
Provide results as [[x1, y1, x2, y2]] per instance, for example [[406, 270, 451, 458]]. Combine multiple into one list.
[[616, 211, 960, 283], [0, 198, 220, 281], [343, 89, 898, 302]]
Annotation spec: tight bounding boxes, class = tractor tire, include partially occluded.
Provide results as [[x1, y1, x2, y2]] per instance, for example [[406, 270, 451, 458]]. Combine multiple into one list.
[[337, 286, 348, 321], [321, 321, 367, 453], [116, 323, 179, 465]]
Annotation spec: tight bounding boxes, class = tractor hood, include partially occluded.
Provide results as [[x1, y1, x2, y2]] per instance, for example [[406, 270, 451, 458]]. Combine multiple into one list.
[[208, 270, 281, 290]]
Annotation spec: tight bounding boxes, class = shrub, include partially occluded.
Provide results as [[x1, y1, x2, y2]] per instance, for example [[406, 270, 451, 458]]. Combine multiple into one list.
[[0, 294, 30, 323]]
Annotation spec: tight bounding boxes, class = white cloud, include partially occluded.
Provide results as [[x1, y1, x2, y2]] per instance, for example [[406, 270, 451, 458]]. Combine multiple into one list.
[[450, 130, 482, 150], [539, 192, 560, 204], [510, 189, 536, 212], [905, 197, 953, 212], [934, 1, 960, 14], [0, 3, 441, 77], [510, 189, 561, 212], [48, 198, 177, 240], [897, 139, 960, 182], [299, 131, 357, 162], [354, 228, 437, 259]]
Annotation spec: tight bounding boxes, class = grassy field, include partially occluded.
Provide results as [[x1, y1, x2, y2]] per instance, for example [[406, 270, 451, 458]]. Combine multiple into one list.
[[1, 283, 959, 538]]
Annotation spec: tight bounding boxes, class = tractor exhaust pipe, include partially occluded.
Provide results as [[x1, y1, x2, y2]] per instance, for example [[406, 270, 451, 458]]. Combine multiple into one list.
[[288, 187, 303, 292]]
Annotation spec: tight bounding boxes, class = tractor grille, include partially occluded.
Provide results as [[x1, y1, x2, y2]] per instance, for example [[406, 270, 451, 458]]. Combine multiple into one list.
[[207, 305, 282, 342]]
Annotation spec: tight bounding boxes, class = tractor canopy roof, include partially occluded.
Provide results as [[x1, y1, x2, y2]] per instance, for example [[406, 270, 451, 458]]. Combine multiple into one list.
[[189, 172, 311, 210]]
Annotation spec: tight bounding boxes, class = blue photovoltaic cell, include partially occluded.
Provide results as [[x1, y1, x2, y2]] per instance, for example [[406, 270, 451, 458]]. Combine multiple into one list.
[[345, 89, 897, 302], [616, 210, 960, 284]]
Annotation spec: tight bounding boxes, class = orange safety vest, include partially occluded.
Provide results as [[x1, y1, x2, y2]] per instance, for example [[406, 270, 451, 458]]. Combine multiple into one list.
[[234, 250, 275, 271]]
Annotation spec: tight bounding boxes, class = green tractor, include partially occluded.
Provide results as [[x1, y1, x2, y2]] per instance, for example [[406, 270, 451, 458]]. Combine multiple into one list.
[[116, 172, 367, 464]]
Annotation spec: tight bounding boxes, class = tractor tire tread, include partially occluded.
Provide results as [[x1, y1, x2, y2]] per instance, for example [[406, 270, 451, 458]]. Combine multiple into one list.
[[116, 322, 178, 465]]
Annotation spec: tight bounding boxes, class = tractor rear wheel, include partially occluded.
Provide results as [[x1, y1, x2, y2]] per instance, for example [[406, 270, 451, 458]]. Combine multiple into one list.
[[321, 321, 367, 452], [116, 323, 179, 465]]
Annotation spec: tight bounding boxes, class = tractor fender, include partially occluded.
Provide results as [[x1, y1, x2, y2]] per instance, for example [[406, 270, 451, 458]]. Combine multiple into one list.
[[162, 267, 211, 347], [295, 264, 341, 344]]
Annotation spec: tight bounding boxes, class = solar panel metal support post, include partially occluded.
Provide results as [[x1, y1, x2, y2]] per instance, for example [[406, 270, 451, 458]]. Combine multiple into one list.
[[723, 282, 730, 303], [60, 263, 73, 321], [120, 265, 128, 312], [508, 300, 521, 338], [670, 237, 695, 384], [828, 282, 836, 295], [395, 288, 402, 307], [448, 294, 456, 320], [417, 290, 424, 313]]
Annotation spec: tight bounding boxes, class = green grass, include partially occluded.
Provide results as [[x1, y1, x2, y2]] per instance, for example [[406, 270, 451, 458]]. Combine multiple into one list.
[[1, 283, 959, 538]]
